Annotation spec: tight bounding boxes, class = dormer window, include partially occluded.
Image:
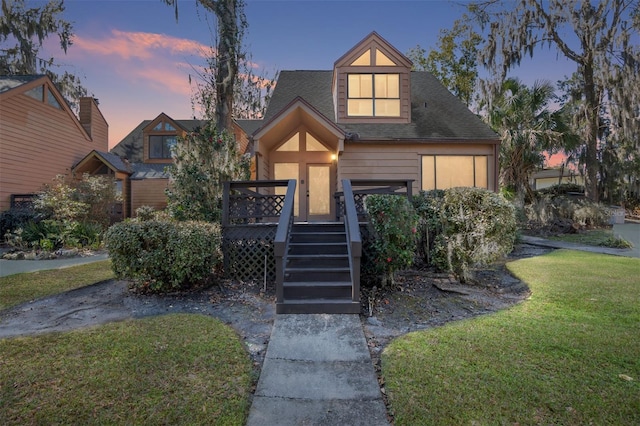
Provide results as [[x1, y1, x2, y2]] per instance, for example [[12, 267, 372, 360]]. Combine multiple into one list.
[[144, 115, 180, 161], [149, 135, 176, 159], [333, 32, 412, 124], [347, 73, 400, 117]]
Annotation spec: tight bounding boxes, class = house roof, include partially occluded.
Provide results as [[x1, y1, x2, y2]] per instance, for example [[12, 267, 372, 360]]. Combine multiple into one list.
[[260, 70, 499, 141], [0, 75, 45, 94], [130, 163, 170, 180], [72, 150, 131, 174]]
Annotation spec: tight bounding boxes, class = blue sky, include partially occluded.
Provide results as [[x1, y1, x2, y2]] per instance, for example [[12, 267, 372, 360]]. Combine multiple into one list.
[[42, 0, 580, 147]]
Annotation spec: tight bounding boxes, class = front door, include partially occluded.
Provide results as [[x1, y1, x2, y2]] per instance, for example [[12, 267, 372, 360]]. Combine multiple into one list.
[[307, 164, 332, 221], [270, 130, 335, 222]]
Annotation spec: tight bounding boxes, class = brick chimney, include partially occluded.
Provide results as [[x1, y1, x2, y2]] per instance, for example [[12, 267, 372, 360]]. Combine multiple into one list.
[[79, 97, 109, 152]]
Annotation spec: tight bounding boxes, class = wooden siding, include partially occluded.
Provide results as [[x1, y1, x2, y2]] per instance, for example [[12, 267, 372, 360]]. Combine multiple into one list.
[[338, 142, 498, 193], [130, 179, 169, 214], [0, 91, 107, 211]]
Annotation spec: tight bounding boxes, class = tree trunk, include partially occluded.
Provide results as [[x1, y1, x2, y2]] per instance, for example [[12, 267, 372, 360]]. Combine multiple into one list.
[[582, 62, 599, 202], [213, 0, 238, 133]]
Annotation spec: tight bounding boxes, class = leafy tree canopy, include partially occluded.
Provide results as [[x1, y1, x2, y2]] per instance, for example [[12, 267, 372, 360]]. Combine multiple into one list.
[[0, 0, 88, 109]]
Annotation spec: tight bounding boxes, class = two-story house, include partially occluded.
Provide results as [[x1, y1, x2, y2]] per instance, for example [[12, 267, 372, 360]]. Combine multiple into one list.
[[101, 31, 499, 220], [0, 75, 109, 211]]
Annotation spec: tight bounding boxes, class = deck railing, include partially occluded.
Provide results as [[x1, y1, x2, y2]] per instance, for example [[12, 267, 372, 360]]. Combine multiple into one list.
[[274, 180, 296, 305], [221, 180, 291, 282], [342, 179, 362, 305], [334, 179, 413, 220]]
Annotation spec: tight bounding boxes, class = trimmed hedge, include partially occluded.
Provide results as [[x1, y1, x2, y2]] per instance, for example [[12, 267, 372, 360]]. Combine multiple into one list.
[[104, 220, 222, 292], [414, 187, 517, 283]]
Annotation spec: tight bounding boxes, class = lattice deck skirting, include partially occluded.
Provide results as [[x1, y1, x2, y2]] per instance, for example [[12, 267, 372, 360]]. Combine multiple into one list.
[[222, 224, 277, 282]]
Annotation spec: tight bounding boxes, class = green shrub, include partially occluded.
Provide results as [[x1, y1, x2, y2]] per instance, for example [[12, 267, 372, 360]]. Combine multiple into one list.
[[414, 187, 517, 283], [525, 194, 611, 230], [1, 208, 41, 241], [135, 205, 157, 221], [364, 194, 419, 288], [104, 219, 222, 292]]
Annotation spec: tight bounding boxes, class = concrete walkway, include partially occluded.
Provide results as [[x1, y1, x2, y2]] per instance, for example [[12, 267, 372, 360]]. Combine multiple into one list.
[[246, 314, 390, 426], [0, 253, 110, 277], [521, 223, 640, 259]]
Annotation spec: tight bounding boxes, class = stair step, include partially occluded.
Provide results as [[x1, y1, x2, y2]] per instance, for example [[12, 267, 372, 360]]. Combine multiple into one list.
[[276, 300, 361, 314], [292, 223, 345, 233], [288, 242, 348, 255], [285, 266, 351, 281], [290, 232, 346, 243], [282, 281, 352, 300], [287, 254, 350, 268]]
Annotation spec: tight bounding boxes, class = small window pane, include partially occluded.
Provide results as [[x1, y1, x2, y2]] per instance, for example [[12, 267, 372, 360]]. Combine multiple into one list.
[[306, 133, 328, 151], [375, 49, 396, 66], [422, 156, 435, 190], [165, 122, 176, 131], [348, 99, 373, 116], [436, 156, 474, 189], [348, 74, 372, 98], [375, 99, 400, 116], [25, 85, 43, 101], [277, 133, 299, 151], [47, 89, 62, 109], [153, 122, 164, 131], [351, 50, 370, 66], [375, 74, 399, 98], [475, 156, 488, 188], [274, 163, 299, 216], [149, 135, 175, 159]]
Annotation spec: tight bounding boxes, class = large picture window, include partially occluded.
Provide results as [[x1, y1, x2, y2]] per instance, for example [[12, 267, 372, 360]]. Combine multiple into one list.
[[347, 73, 400, 117], [149, 135, 176, 159], [422, 155, 488, 190]]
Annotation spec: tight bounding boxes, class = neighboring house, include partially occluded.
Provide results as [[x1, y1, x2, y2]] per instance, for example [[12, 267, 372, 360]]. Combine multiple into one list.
[[531, 168, 585, 190], [89, 113, 256, 217], [102, 32, 499, 220], [0, 75, 108, 211]]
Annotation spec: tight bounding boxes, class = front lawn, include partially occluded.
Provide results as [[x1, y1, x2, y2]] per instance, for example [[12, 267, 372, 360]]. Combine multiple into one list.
[[0, 314, 253, 425], [548, 228, 633, 248], [382, 250, 640, 425], [0, 260, 114, 310]]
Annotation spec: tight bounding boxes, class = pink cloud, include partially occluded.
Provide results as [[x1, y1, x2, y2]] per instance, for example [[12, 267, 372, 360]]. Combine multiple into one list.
[[71, 30, 208, 60]]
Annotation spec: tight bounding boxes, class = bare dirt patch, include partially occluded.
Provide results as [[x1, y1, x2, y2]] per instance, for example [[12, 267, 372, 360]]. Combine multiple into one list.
[[0, 243, 551, 373]]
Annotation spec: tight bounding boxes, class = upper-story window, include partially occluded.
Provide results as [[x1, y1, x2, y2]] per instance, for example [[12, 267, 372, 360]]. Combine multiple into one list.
[[149, 135, 176, 159], [347, 73, 400, 117], [24, 84, 63, 110]]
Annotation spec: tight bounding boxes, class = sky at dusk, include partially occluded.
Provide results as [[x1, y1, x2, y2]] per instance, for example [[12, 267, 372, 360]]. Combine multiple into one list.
[[39, 0, 581, 149]]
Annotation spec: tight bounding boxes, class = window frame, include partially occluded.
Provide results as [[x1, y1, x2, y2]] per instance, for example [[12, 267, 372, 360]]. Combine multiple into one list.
[[148, 134, 177, 159], [347, 73, 401, 117], [421, 155, 489, 190]]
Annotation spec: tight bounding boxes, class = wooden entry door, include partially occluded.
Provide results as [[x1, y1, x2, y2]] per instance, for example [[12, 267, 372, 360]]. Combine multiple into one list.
[[306, 164, 333, 221]]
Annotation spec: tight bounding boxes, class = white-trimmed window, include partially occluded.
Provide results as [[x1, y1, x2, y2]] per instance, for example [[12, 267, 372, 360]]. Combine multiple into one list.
[[422, 155, 488, 190], [347, 73, 400, 117]]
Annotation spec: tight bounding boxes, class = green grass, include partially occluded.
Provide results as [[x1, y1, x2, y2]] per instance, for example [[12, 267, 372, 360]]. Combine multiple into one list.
[[0, 260, 114, 310], [548, 228, 633, 248], [0, 314, 253, 425], [382, 250, 640, 425]]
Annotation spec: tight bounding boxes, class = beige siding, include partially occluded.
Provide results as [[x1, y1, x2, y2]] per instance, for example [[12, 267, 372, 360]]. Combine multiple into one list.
[[130, 179, 169, 214], [338, 142, 498, 193], [0, 89, 106, 211]]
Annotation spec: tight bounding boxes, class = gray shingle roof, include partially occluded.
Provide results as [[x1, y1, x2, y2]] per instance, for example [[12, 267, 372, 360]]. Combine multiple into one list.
[[130, 163, 170, 180], [261, 70, 498, 141], [0, 75, 44, 94], [92, 150, 130, 172]]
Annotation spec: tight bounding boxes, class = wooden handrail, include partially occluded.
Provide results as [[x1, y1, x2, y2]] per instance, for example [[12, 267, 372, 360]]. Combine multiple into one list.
[[342, 179, 362, 303], [274, 179, 296, 304]]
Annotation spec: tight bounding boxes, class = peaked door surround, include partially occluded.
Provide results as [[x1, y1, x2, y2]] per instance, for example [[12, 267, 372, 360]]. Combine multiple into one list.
[[271, 131, 337, 222]]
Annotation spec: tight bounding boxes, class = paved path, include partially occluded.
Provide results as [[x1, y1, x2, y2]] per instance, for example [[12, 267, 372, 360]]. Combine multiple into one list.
[[246, 314, 390, 426], [0, 253, 110, 277], [521, 223, 639, 259]]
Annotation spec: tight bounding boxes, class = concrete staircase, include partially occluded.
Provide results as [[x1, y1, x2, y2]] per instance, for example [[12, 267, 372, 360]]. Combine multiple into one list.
[[276, 223, 360, 314]]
